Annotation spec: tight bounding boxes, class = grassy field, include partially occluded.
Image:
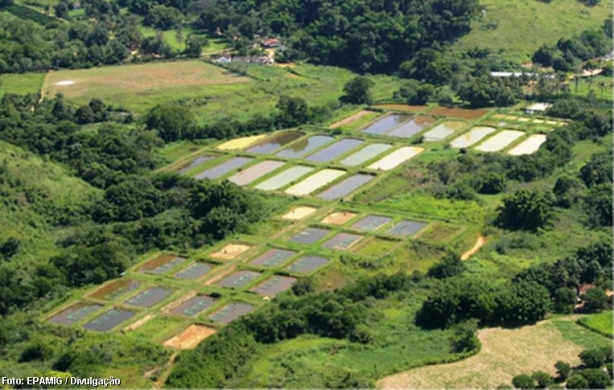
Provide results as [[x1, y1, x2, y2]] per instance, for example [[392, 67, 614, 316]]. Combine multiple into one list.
[[378, 317, 610, 389], [41, 60, 400, 123], [454, 0, 613, 62], [577, 311, 613, 337], [0, 72, 46, 96], [42, 61, 251, 111]]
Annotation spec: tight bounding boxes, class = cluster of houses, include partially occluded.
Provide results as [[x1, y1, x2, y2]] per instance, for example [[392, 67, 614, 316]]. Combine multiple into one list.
[[215, 38, 282, 66]]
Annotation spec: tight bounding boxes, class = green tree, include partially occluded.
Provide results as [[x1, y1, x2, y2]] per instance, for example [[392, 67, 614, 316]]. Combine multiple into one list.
[[512, 374, 535, 389], [582, 288, 608, 313], [580, 152, 612, 187], [532, 371, 554, 389], [553, 175, 585, 208], [583, 184, 612, 227], [428, 253, 465, 279], [496, 190, 555, 232], [275, 95, 311, 127], [566, 375, 589, 389], [553, 287, 577, 314], [184, 35, 208, 58], [449, 319, 479, 353], [555, 361, 572, 381], [575, 369, 612, 388], [342, 76, 374, 105], [144, 104, 195, 142]]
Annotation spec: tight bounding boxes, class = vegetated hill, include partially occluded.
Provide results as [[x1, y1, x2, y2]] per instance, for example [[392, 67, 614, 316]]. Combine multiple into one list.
[[453, 0, 613, 62], [0, 139, 99, 262], [195, 0, 480, 72]]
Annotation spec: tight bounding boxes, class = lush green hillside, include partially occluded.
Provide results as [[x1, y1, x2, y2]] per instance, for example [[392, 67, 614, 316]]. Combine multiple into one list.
[[453, 0, 613, 62]]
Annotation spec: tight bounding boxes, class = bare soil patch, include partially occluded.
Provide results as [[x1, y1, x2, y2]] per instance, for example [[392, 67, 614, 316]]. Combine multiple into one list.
[[378, 319, 593, 389], [210, 244, 251, 260], [375, 104, 428, 113], [281, 206, 317, 221], [427, 106, 488, 120], [321, 212, 357, 225], [163, 325, 216, 349], [329, 110, 373, 128]]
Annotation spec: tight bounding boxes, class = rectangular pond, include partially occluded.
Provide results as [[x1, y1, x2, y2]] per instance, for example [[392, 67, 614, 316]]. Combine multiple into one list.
[[254, 165, 314, 191], [177, 156, 216, 174], [386, 116, 436, 138], [251, 248, 297, 267], [317, 174, 374, 200], [276, 135, 334, 158], [174, 262, 213, 280], [83, 308, 135, 332], [475, 130, 524, 152], [339, 143, 392, 166], [351, 215, 392, 232], [195, 157, 253, 180], [288, 227, 330, 244], [217, 271, 261, 289], [208, 302, 255, 324], [285, 256, 329, 273], [89, 279, 141, 301], [362, 114, 409, 135], [305, 139, 364, 163], [228, 160, 285, 186], [217, 135, 267, 151], [422, 121, 467, 142], [285, 169, 346, 196], [48, 302, 104, 326], [246, 131, 304, 154], [171, 295, 216, 317], [139, 255, 186, 275], [251, 276, 297, 297], [124, 287, 173, 308], [367, 147, 423, 171], [387, 220, 427, 237], [322, 233, 364, 250], [450, 126, 497, 149], [507, 134, 547, 156]]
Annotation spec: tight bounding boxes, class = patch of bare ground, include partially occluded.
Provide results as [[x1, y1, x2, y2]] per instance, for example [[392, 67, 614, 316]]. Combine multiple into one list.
[[163, 325, 216, 349], [461, 235, 485, 260], [329, 110, 373, 128]]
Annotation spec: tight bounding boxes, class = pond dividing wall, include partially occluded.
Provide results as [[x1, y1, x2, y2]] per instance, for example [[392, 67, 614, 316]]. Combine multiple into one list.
[[195, 157, 253, 180], [386, 116, 436, 138], [254, 165, 314, 191], [246, 131, 304, 154], [305, 139, 364, 163], [317, 174, 374, 200], [362, 114, 409, 135], [475, 130, 524, 152], [228, 160, 285, 186], [450, 127, 496, 149], [422, 121, 467, 141], [276, 135, 334, 158], [367, 147, 423, 171], [285, 169, 346, 196], [339, 143, 392, 166]]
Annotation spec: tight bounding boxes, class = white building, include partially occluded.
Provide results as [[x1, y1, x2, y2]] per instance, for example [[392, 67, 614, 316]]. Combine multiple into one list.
[[525, 102, 552, 115]]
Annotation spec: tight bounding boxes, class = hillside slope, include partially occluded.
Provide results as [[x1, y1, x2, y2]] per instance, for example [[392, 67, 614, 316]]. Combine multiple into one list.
[[453, 0, 612, 62]]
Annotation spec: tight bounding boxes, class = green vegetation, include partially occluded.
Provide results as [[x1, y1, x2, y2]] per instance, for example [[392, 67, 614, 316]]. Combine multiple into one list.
[[578, 311, 614, 337], [0, 0, 611, 387], [453, 0, 612, 62], [0, 72, 45, 96]]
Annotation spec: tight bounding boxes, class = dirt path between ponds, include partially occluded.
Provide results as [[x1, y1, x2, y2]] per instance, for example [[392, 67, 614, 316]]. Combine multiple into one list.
[[329, 110, 373, 128], [461, 235, 485, 260]]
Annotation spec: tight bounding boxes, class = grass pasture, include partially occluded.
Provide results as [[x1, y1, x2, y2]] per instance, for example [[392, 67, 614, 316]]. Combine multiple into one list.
[[454, 0, 613, 62], [0, 72, 46, 96], [378, 318, 610, 389], [577, 311, 613, 338], [43, 61, 251, 111]]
